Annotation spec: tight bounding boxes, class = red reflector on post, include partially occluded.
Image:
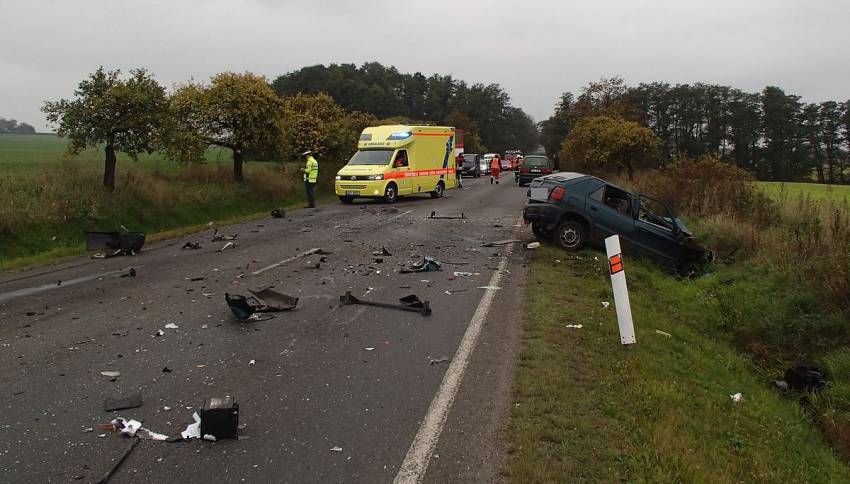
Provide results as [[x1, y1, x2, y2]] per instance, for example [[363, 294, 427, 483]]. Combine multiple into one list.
[[550, 186, 565, 202], [609, 254, 624, 274]]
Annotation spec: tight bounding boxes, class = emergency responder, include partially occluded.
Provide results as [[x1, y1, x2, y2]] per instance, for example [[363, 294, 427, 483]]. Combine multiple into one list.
[[455, 153, 464, 188], [300, 150, 319, 208], [490, 154, 501, 184]]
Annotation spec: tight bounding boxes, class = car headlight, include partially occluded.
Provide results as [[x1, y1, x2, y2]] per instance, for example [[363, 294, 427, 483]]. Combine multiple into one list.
[[334, 175, 341, 180], [367, 174, 384, 180]]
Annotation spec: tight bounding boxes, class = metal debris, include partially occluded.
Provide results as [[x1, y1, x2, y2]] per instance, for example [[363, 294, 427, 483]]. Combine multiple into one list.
[[182, 241, 202, 250], [400, 257, 442, 273], [340, 291, 431, 316], [225, 287, 299, 321], [429, 211, 466, 220]]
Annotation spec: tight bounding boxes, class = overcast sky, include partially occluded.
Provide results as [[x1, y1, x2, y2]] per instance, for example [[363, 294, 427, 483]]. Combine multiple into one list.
[[2, 0, 849, 131]]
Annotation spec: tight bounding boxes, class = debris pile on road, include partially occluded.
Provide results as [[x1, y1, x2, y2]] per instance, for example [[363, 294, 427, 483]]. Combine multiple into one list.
[[400, 256, 442, 273], [429, 211, 466, 220], [211, 228, 238, 242], [85, 230, 146, 257], [182, 241, 202, 250], [225, 287, 299, 321]]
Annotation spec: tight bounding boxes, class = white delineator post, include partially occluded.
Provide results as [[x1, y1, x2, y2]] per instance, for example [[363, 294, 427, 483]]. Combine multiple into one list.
[[604, 235, 636, 346]]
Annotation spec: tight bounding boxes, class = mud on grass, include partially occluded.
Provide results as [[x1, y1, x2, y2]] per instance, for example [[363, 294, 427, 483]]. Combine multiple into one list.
[[504, 245, 850, 482]]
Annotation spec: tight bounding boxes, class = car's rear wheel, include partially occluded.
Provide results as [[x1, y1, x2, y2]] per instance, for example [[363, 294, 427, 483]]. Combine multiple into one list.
[[555, 221, 585, 251], [339, 196, 354, 204], [531, 223, 551, 240], [384, 183, 398, 204], [430, 181, 445, 198]]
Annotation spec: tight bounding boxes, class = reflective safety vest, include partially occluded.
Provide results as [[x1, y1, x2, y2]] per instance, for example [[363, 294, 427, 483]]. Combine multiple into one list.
[[303, 155, 319, 183]]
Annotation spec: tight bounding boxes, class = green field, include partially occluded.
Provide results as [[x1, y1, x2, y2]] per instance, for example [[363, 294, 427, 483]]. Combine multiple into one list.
[[758, 181, 850, 203], [0, 134, 310, 270]]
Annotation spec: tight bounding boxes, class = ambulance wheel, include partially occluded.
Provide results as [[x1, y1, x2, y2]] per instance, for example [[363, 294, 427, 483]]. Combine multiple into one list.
[[555, 221, 585, 252], [339, 196, 354, 204], [384, 183, 398, 204], [430, 181, 445, 199]]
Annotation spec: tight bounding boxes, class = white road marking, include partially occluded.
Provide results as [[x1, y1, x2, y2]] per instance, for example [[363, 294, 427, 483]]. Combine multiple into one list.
[[385, 210, 413, 224], [393, 251, 510, 484], [251, 248, 319, 276]]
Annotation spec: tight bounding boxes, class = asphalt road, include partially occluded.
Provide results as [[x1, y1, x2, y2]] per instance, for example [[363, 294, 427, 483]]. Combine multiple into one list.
[[0, 175, 532, 483]]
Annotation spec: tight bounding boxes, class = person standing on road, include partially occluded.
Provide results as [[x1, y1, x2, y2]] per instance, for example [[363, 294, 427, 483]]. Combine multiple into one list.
[[455, 153, 464, 188], [301, 150, 319, 208], [490, 154, 501, 184]]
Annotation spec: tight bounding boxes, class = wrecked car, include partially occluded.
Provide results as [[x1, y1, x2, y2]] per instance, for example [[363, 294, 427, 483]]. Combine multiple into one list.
[[522, 172, 712, 276]]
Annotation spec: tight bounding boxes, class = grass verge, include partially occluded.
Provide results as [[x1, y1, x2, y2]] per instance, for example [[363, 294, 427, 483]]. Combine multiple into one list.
[[505, 245, 850, 482]]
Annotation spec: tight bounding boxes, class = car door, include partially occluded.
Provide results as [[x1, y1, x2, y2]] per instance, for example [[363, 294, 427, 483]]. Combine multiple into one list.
[[390, 149, 411, 194], [586, 184, 636, 244], [630, 195, 685, 265]]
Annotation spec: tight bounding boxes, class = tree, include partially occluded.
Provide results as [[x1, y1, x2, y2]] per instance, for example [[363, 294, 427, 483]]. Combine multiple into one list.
[[42, 67, 167, 190], [560, 115, 661, 180], [167, 72, 285, 182], [0, 118, 36, 134]]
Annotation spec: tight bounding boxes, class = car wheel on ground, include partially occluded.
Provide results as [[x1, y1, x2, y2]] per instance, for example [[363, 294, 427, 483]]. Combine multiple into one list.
[[555, 221, 585, 251], [430, 181, 445, 198], [531, 223, 550, 240], [384, 183, 398, 204]]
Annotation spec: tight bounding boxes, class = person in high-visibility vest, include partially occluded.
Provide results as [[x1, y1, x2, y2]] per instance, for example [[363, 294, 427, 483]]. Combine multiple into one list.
[[490, 155, 501, 184], [301, 150, 319, 208]]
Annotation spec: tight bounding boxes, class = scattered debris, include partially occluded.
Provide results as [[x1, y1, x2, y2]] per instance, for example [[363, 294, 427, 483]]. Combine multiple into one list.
[[400, 257, 442, 273], [120, 268, 137, 278], [182, 241, 202, 250], [162, 366, 173, 373], [452, 271, 473, 277], [429, 357, 449, 365], [164, 323, 179, 330], [429, 211, 466, 220], [97, 438, 139, 483], [216, 241, 237, 252], [477, 286, 502, 290], [104, 393, 143, 412], [730, 392, 743, 403], [270, 208, 286, 219], [84, 230, 146, 255], [655, 329, 672, 338], [200, 397, 239, 440], [365, 347, 375, 351], [330, 446, 343, 452], [481, 239, 522, 247], [601, 301, 610, 309], [100, 371, 121, 379], [784, 366, 826, 392], [526, 242, 541, 249], [340, 291, 432, 316], [249, 359, 256, 365], [314, 248, 333, 255], [225, 287, 299, 321], [211, 229, 238, 242], [564, 324, 583, 329], [181, 412, 202, 440], [372, 247, 392, 256]]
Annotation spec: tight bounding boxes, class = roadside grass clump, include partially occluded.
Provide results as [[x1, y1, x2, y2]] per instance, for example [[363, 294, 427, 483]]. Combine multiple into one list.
[[505, 245, 850, 482], [0, 155, 303, 270]]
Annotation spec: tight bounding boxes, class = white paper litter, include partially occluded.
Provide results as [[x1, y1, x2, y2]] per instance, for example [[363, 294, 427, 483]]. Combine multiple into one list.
[[181, 412, 201, 439], [249, 359, 256, 365], [203, 434, 217, 441], [164, 323, 179, 329], [564, 324, 583, 329], [730, 393, 743, 403], [330, 446, 343, 452], [601, 301, 610, 309], [526, 242, 541, 249], [100, 371, 121, 378], [365, 347, 375, 351]]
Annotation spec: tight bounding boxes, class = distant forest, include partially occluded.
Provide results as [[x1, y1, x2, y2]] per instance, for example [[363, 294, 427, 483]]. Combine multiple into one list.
[[0, 118, 36, 134], [272, 63, 539, 155], [540, 79, 850, 184]]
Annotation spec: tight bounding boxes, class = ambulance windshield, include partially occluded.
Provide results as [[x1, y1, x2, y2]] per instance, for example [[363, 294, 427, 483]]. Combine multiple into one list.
[[348, 149, 394, 165]]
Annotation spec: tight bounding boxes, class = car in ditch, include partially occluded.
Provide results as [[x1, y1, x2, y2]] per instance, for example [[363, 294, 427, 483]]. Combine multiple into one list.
[[521, 172, 712, 276], [516, 155, 554, 186]]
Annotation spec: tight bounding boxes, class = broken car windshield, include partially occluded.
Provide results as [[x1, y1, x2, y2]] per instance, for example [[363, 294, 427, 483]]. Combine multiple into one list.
[[348, 149, 394, 165]]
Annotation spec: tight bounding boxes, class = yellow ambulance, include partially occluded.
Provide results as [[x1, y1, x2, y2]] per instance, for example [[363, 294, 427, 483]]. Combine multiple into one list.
[[334, 125, 458, 204]]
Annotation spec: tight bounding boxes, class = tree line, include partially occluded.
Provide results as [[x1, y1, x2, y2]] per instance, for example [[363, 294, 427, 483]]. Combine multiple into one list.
[[44, 64, 537, 191], [541, 78, 850, 184], [0, 118, 36, 134], [272, 62, 539, 155]]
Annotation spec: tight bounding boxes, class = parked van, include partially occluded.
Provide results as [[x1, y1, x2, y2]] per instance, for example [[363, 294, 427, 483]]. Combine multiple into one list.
[[335, 125, 458, 203]]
